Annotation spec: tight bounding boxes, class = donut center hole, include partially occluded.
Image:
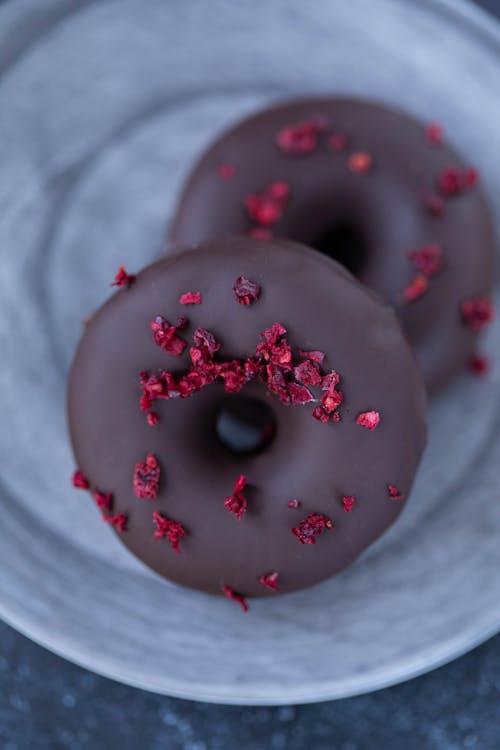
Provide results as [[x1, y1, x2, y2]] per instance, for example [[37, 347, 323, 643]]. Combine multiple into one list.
[[214, 396, 277, 455], [312, 221, 367, 276]]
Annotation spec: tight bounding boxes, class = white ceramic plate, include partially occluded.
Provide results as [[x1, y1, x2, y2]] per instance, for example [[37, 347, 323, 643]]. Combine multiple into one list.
[[1, 0, 500, 705]]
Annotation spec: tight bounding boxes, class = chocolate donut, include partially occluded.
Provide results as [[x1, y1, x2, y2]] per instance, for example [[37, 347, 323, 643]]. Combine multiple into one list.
[[68, 237, 426, 606], [169, 98, 496, 391]]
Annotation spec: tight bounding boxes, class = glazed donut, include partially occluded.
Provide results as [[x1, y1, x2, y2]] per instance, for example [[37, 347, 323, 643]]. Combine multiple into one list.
[[169, 98, 496, 391], [68, 237, 426, 606]]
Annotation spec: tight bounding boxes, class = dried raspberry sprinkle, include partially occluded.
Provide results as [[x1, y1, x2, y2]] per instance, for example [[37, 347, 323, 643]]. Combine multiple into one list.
[[111, 265, 136, 288], [133, 453, 160, 499], [176, 315, 189, 330], [468, 353, 490, 377], [328, 132, 349, 151], [422, 193, 445, 217], [294, 359, 322, 386], [407, 243, 443, 277], [388, 485, 405, 501], [267, 181, 290, 200], [150, 316, 187, 356], [259, 572, 280, 591], [321, 371, 340, 390], [298, 349, 325, 364], [403, 274, 429, 302], [348, 152, 373, 174], [224, 474, 248, 520], [152, 510, 187, 553], [245, 194, 282, 226], [233, 276, 261, 306], [426, 122, 443, 145], [218, 164, 235, 179], [192, 327, 221, 358], [318, 370, 343, 420], [222, 585, 249, 612], [356, 411, 380, 430], [93, 490, 113, 512], [292, 513, 333, 545], [288, 499, 301, 509], [461, 298, 494, 332], [276, 120, 320, 155], [288, 382, 315, 405], [245, 181, 290, 227], [147, 412, 160, 426], [312, 406, 330, 424], [465, 168, 480, 188], [179, 291, 201, 305], [72, 470, 89, 489], [103, 513, 127, 532], [439, 167, 479, 197], [255, 323, 292, 377], [342, 495, 356, 513], [217, 360, 247, 394]]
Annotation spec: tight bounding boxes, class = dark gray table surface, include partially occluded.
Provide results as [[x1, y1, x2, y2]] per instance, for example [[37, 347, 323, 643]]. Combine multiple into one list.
[[1, 0, 499, 748]]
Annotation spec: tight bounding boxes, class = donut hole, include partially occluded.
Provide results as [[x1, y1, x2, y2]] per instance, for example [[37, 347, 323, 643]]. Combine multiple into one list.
[[214, 396, 277, 455], [312, 221, 367, 277]]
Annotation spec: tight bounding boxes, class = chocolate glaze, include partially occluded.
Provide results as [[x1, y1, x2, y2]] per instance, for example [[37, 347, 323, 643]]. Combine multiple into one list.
[[169, 98, 496, 392], [68, 238, 426, 599]]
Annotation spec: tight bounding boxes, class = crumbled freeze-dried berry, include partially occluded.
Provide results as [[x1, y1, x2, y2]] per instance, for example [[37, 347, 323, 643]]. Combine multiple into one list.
[[245, 181, 290, 227], [224, 475, 248, 520], [320, 370, 343, 419], [422, 193, 445, 217], [133, 453, 160, 499], [312, 405, 330, 424], [245, 194, 282, 226], [276, 120, 321, 155], [152, 510, 187, 553], [292, 513, 333, 544], [103, 513, 128, 532], [461, 298, 494, 331], [72, 470, 89, 489], [407, 243, 443, 277], [233, 276, 261, 306], [387, 485, 405, 500], [222, 585, 249, 612], [111, 265, 136, 287], [150, 316, 187, 356], [328, 132, 349, 151], [298, 349, 325, 364], [288, 499, 301, 509], [218, 360, 247, 394], [147, 412, 160, 426], [267, 181, 291, 200], [259, 572, 280, 591], [179, 292, 201, 305], [348, 151, 373, 174], [356, 411, 380, 430], [288, 382, 315, 405], [93, 491, 113, 512], [321, 370, 340, 390], [192, 327, 221, 359], [426, 122, 443, 145], [342, 495, 356, 513], [294, 359, 322, 386], [403, 274, 429, 302], [468, 353, 490, 376], [439, 167, 479, 197], [218, 164, 235, 179]]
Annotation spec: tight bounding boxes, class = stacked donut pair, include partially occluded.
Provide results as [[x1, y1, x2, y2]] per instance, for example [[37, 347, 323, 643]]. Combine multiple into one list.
[[68, 99, 495, 610]]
